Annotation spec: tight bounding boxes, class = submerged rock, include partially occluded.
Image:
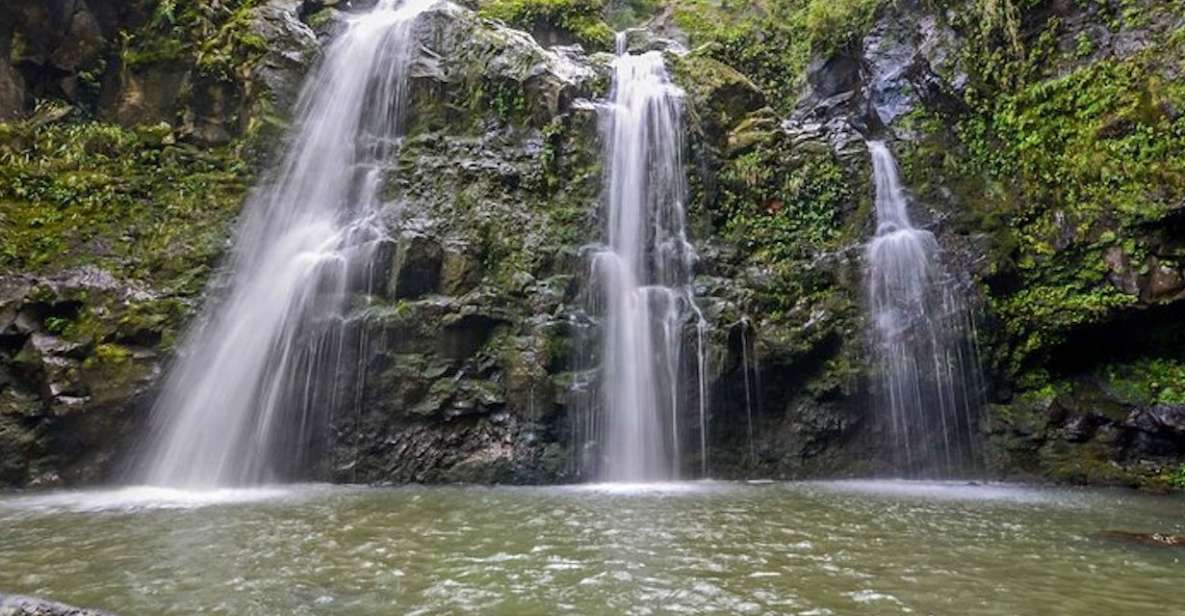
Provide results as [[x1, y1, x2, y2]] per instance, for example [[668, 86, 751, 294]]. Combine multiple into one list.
[[1099, 531, 1185, 549], [0, 594, 117, 616]]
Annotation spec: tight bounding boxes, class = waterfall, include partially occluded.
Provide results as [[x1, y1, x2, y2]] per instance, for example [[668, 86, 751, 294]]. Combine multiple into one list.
[[865, 140, 982, 475], [578, 35, 709, 482], [136, 0, 435, 487]]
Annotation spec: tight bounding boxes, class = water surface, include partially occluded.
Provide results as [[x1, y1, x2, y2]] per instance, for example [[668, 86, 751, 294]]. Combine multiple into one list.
[[2, 481, 1182, 614]]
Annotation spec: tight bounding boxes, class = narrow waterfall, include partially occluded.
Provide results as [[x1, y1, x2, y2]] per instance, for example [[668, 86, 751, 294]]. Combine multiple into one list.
[[136, 0, 434, 487], [579, 36, 709, 482], [865, 141, 982, 475]]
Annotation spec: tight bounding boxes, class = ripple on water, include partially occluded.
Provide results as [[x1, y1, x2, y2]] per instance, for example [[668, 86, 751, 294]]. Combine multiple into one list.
[[559, 480, 741, 496], [804, 479, 1068, 504], [0, 481, 1182, 615], [0, 483, 334, 513]]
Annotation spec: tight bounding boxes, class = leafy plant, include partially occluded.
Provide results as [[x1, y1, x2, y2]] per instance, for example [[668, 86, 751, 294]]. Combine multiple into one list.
[[1172, 464, 1185, 490], [805, 0, 879, 56], [43, 316, 70, 334], [0, 119, 251, 291], [478, 0, 614, 50]]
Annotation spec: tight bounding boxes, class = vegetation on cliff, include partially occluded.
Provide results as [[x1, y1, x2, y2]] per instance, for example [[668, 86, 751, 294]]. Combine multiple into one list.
[[2, 0, 1184, 488]]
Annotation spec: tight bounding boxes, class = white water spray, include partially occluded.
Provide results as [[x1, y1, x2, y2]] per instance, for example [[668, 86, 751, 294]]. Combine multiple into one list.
[[137, 0, 436, 487], [865, 140, 981, 475], [579, 36, 709, 481]]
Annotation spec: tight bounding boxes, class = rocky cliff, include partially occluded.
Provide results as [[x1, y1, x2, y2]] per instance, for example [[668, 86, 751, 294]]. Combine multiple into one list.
[[1, 0, 1183, 490]]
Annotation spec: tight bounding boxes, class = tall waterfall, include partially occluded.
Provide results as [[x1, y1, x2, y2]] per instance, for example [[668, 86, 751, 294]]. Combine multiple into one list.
[[865, 140, 981, 475], [578, 36, 708, 482], [137, 0, 434, 487]]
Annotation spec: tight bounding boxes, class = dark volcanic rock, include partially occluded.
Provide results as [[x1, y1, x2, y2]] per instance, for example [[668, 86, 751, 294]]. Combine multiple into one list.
[[0, 594, 117, 616], [1099, 530, 1185, 549]]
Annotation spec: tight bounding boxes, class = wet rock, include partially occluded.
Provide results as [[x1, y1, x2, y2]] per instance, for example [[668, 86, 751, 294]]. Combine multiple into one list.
[[389, 233, 444, 299], [0, 268, 174, 486], [0, 56, 26, 120], [794, 0, 966, 134], [806, 55, 862, 106], [673, 53, 765, 143], [1139, 257, 1185, 303], [439, 243, 482, 296], [1125, 406, 1185, 436], [1099, 530, 1185, 548], [104, 66, 188, 128], [617, 28, 682, 55], [1104, 245, 1140, 295], [0, 593, 117, 616], [99, 0, 316, 138], [3, 0, 109, 103], [1062, 413, 1102, 443], [408, 1, 602, 128], [243, 0, 321, 116]]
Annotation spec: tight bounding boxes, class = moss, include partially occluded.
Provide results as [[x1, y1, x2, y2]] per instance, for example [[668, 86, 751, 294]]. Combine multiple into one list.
[[472, 78, 528, 123], [672, 53, 765, 139], [1100, 359, 1185, 406], [605, 0, 660, 29], [1173, 464, 1185, 490], [672, 0, 811, 114], [119, 0, 268, 79], [1043, 439, 1134, 486], [0, 118, 251, 290], [90, 343, 132, 366], [893, 7, 1185, 382], [804, 0, 880, 56], [672, 0, 883, 113], [714, 130, 852, 266], [478, 0, 614, 50]]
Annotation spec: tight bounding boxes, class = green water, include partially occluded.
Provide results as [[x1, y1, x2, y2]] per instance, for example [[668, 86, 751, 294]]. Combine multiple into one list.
[[1, 481, 1182, 615]]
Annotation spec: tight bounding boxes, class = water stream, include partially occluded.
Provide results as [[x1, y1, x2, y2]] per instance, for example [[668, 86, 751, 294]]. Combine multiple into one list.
[[865, 141, 983, 475], [136, 0, 434, 487], [577, 37, 709, 481]]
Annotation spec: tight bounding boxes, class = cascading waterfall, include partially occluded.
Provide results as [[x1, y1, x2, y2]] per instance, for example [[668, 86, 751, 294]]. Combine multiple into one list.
[[578, 36, 709, 482], [136, 0, 434, 487], [865, 140, 982, 475]]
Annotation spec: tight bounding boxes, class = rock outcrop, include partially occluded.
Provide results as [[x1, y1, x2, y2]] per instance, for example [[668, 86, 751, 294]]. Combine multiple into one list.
[[1, 0, 1184, 489], [0, 594, 116, 616]]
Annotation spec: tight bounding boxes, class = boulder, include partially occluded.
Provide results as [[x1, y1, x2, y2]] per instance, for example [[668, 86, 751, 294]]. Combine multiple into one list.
[[1099, 530, 1185, 548], [0, 593, 117, 616], [389, 233, 444, 299], [0, 58, 26, 120], [242, 0, 321, 117]]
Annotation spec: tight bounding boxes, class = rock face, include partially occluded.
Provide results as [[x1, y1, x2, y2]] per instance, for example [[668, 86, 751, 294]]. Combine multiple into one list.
[[0, 594, 116, 616], [325, 1, 606, 483], [0, 268, 165, 485], [0, 1, 322, 486], [1, 0, 1184, 488]]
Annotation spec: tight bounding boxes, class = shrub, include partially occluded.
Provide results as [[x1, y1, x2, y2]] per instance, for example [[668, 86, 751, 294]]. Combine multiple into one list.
[[479, 0, 615, 50]]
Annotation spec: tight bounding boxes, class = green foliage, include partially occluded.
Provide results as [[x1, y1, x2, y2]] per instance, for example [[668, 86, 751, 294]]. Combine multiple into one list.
[[478, 0, 615, 50], [896, 7, 1185, 378], [606, 0, 660, 29], [0, 117, 251, 292], [673, 0, 812, 114], [717, 137, 849, 263], [43, 316, 70, 334], [1173, 464, 1185, 490], [1074, 31, 1094, 58], [672, 0, 883, 114], [476, 79, 528, 122], [805, 0, 880, 56], [93, 343, 133, 365], [120, 0, 267, 80], [1101, 359, 1185, 406]]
